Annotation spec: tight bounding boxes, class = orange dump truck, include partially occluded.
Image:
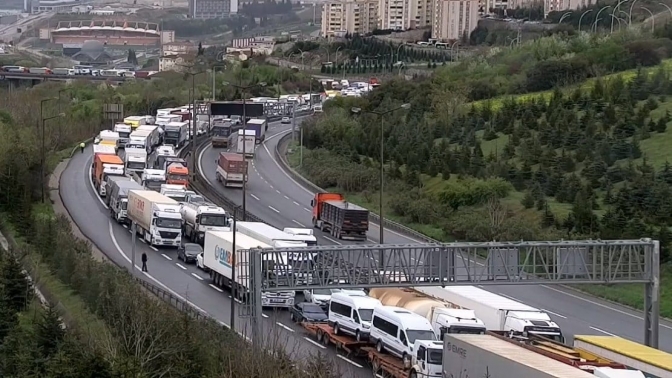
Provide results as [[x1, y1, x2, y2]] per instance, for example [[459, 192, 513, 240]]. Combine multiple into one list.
[[311, 193, 369, 240], [91, 153, 125, 197]]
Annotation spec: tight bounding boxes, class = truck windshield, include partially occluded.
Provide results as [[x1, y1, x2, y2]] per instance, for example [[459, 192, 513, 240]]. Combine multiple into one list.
[[118, 131, 130, 138], [167, 173, 188, 182], [427, 349, 443, 365], [212, 127, 230, 137], [156, 218, 181, 229], [406, 330, 436, 344], [165, 131, 180, 138], [450, 326, 486, 335], [121, 200, 128, 210], [127, 161, 145, 170], [200, 214, 228, 226], [358, 309, 373, 322], [166, 194, 186, 202], [145, 181, 164, 191]]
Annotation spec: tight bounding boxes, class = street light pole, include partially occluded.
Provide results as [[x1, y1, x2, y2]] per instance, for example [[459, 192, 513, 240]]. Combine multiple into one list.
[[39, 97, 58, 203], [579, 9, 593, 32], [211, 64, 226, 101], [351, 103, 411, 270]]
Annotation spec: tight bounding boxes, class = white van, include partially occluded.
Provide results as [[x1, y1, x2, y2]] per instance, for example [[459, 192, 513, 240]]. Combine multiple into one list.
[[328, 292, 381, 341], [370, 306, 437, 365]]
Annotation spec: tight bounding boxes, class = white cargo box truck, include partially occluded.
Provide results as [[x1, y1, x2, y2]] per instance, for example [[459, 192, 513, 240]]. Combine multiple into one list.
[[127, 190, 182, 247], [236, 130, 256, 157], [202, 231, 295, 308], [443, 334, 594, 378], [418, 285, 564, 342], [136, 125, 162, 149]]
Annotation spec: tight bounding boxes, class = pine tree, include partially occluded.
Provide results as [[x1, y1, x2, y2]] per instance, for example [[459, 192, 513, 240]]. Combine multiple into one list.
[[1, 254, 32, 314], [521, 191, 535, 209], [36, 304, 65, 359]]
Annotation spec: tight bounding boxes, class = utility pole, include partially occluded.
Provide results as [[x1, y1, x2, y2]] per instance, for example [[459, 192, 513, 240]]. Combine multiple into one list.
[[291, 102, 297, 142]]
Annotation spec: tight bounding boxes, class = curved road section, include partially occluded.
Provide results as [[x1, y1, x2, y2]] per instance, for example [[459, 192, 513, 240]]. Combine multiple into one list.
[[200, 121, 672, 352], [59, 146, 365, 376]]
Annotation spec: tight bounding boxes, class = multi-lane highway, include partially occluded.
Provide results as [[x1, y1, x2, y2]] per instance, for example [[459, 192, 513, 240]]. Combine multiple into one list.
[[59, 143, 367, 376], [60, 117, 672, 374], [199, 120, 672, 353]]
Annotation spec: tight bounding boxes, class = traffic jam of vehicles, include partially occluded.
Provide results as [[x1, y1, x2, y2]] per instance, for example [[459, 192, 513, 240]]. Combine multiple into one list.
[[89, 104, 661, 378], [0, 64, 155, 78]]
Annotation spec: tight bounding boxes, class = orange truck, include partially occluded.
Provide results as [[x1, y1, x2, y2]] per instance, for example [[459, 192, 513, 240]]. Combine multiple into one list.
[[166, 162, 189, 188], [91, 153, 125, 197], [310, 193, 369, 240]]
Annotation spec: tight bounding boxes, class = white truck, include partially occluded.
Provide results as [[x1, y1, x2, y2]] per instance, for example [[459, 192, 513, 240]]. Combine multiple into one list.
[[442, 334, 594, 378], [136, 125, 162, 150], [235, 222, 311, 286], [124, 148, 148, 175], [368, 287, 487, 341], [141, 169, 166, 191], [155, 114, 182, 127], [127, 190, 182, 247], [126, 133, 149, 153], [114, 123, 132, 148], [180, 202, 229, 244], [203, 231, 295, 308], [236, 130, 256, 157], [160, 184, 189, 202], [151, 145, 176, 170], [93, 144, 116, 156], [94, 130, 120, 147], [418, 285, 564, 342], [245, 118, 267, 143], [283, 228, 318, 246], [107, 178, 144, 224]]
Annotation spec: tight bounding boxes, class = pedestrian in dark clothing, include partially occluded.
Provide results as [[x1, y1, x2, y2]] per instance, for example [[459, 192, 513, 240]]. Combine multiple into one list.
[[141, 252, 148, 272]]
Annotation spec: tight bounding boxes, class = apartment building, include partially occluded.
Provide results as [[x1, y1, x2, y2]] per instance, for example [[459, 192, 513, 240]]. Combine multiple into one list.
[[188, 0, 238, 19], [407, 0, 433, 29], [432, 0, 479, 41], [543, 0, 594, 16], [321, 0, 379, 37]]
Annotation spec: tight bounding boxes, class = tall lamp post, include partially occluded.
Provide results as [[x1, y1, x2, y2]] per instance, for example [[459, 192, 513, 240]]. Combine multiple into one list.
[[351, 103, 410, 267], [579, 9, 593, 32], [39, 97, 59, 203], [180, 61, 206, 180], [222, 81, 267, 220], [211, 64, 226, 101]]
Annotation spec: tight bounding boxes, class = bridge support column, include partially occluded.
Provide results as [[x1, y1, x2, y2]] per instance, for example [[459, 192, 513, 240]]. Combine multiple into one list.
[[644, 240, 660, 348]]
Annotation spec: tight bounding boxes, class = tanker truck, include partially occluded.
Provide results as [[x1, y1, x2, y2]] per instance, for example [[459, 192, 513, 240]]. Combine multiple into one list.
[[180, 202, 230, 244], [368, 287, 486, 340]]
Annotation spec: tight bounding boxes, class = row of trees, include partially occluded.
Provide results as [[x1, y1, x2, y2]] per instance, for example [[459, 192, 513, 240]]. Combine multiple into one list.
[[332, 35, 451, 63], [299, 64, 672, 263], [429, 25, 672, 103], [0, 78, 337, 375]]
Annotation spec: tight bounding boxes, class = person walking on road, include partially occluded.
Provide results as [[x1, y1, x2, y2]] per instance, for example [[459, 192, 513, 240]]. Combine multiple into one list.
[[79, 142, 85, 153], [141, 252, 148, 272]]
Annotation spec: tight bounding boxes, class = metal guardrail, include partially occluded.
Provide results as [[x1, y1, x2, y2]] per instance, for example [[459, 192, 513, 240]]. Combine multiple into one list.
[[273, 132, 441, 244], [134, 277, 211, 321]]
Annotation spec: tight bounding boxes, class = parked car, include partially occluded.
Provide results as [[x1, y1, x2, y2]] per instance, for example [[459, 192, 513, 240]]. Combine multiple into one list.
[[289, 302, 328, 323], [281, 117, 291, 124], [177, 243, 202, 263], [303, 288, 341, 307]]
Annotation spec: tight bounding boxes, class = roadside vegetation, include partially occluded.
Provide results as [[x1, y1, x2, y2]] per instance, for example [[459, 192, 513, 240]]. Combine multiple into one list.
[[0, 76, 337, 374], [290, 26, 672, 316]]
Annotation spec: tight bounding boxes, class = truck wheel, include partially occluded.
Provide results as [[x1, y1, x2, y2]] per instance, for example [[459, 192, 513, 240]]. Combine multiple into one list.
[[355, 330, 362, 342], [216, 172, 221, 182], [333, 323, 340, 335], [312, 217, 318, 228], [376, 340, 384, 353], [409, 371, 418, 378]]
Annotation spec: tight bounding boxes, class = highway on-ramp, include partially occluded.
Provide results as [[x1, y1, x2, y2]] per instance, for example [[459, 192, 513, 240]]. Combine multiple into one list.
[[200, 120, 672, 353], [59, 146, 367, 376]]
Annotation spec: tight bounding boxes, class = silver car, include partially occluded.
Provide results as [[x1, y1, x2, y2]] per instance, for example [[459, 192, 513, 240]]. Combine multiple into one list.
[[281, 116, 291, 124]]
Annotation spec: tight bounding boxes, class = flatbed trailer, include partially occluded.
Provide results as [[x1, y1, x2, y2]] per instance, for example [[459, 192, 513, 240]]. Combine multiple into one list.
[[300, 322, 368, 357], [362, 347, 411, 378]]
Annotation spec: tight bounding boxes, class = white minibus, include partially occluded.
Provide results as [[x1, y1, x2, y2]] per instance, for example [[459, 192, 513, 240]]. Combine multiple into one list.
[[370, 306, 437, 365], [328, 292, 380, 341]]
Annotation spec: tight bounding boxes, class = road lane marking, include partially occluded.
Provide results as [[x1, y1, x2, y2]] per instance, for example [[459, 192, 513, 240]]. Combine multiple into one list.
[[161, 254, 172, 261], [304, 337, 326, 349], [268, 206, 280, 213], [293, 201, 300, 206], [324, 236, 342, 245], [276, 322, 295, 332], [337, 355, 363, 368], [150, 246, 158, 251], [292, 220, 305, 227], [250, 193, 260, 200], [107, 221, 207, 314], [590, 326, 618, 336], [123, 224, 128, 228], [197, 144, 213, 186], [191, 273, 204, 281], [276, 190, 281, 194], [541, 309, 567, 319], [262, 313, 269, 318], [209, 284, 224, 292], [284, 195, 289, 200], [234, 298, 243, 304], [540, 285, 672, 330], [176, 263, 187, 270], [303, 208, 310, 212], [498, 293, 519, 301], [140, 239, 146, 244]]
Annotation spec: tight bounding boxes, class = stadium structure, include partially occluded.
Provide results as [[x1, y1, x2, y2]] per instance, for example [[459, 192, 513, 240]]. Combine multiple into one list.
[[50, 20, 161, 55]]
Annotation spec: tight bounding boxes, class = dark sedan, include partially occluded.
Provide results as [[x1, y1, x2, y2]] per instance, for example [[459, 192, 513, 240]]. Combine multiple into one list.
[[177, 243, 202, 263], [289, 302, 328, 323]]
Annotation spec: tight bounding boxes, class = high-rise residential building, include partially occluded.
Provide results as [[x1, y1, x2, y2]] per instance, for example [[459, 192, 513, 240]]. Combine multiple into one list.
[[321, 0, 379, 37], [379, 0, 411, 30], [188, 0, 238, 19], [432, 0, 479, 41], [407, 0, 433, 28], [543, 0, 594, 16]]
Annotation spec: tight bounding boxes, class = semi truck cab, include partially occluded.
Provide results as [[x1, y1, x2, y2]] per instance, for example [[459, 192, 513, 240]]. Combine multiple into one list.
[[505, 311, 563, 342], [149, 205, 182, 247], [142, 169, 166, 191], [410, 340, 443, 375]]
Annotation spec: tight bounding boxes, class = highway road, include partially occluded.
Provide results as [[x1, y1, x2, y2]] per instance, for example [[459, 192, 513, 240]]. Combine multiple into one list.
[[59, 146, 367, 377], [200, 120, 672, 354]]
